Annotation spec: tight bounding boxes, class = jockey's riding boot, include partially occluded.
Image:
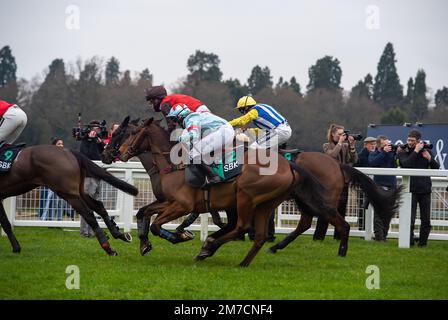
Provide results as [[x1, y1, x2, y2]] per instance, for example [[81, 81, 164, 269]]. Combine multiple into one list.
[[198, 163, 222, 185]]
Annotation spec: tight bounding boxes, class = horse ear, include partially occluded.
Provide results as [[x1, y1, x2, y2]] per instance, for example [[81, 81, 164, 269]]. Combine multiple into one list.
[[130, 118, 140, 125], [122, 116, 130, 127]]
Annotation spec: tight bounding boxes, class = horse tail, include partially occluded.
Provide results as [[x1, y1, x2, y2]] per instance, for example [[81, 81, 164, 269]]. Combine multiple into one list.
[[289, 161, 337, 219], [340, 164, 402, 217], [70, 150, 138, 196]]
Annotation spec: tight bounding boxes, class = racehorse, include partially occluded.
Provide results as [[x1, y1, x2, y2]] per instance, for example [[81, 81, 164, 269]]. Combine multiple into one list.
[[101, 116, 231, 256], [0, 145, 138, 255], [117, 118, 343, 267], [268, 151, 402, 253]]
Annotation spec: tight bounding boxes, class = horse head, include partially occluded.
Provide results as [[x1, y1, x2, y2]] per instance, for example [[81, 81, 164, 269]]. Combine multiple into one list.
[[118, 117, 172, 162], [101, 116, 140, 164]]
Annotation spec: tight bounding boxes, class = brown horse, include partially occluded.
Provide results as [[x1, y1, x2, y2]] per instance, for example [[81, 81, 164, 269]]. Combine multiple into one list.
[[0, 145, 138, 255], [101, 116, 230, 256], [268, 151, 402, 253], [117, 118, 343, 267]]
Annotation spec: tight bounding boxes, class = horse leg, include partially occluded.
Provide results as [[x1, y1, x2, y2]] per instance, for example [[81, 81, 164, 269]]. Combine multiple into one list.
[[61, 194, 118, 256], [149, 202, 194, 244], [0, 200, 21, 253], [268, 213, 313, 254], [238, 206, 272, 267], [210, 210, 226, 228], [175, 213, 199, 233], [195, 193, 253, 261], [328, 213, 350, 257], [195, 208, 237, 260], [136, 203, 154, 256], [81, 194, 132, 243]]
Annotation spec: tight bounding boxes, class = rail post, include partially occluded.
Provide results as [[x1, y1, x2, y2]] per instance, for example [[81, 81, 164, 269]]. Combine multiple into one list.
[[398, 175, 412, 248]]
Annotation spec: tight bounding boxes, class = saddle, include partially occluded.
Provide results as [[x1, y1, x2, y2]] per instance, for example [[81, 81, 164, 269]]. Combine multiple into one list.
[[185, 146, 243, 189], [0, 142, 26, 172]]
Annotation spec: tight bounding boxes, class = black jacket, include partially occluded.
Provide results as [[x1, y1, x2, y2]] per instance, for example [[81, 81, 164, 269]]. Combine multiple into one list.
[[398, 147, 440, 193], [80, 138, 105, 161]]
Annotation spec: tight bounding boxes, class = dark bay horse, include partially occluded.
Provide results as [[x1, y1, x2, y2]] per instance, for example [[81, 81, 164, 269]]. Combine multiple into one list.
[[0, 145, 138, 255], [102, 116, 230, 256], [268, 151, 402, 253], [118, 118, 342, 267]]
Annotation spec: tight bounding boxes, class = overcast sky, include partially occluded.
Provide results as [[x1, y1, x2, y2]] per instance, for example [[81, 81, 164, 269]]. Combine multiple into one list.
[[1, 0, 447, 98]]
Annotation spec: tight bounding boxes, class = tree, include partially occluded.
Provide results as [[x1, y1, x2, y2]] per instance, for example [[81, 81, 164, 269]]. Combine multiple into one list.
[[105, 57, 120, 86], [289, 76, 302, 96], [225, 78, 248, 105], [0, 45, 18, 101], [138, 68, 153, 87], [27, 59, 74, 145], [435, 87, 448, 109], [187, 50, 222, 85], [351, 74, 373, 100], [306, 56, 342, 92], [373, 42, 403, 109], [410, 69, 428, 120], [380, 107, 408, 124], [404, 77, 414, 105], [247, 65, 273, 95]]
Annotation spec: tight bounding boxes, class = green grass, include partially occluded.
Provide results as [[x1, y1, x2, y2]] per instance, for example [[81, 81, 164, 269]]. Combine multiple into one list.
[[0, 227, 447, 300]]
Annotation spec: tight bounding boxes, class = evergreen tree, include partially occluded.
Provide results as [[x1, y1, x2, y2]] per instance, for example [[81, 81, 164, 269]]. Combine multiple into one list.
[[373, 42, 403, 109], [411, 69, 428, 120], [0, 45, 18, 101], [105, 57, 120, 86], [187, 50, 222, 84], [350, 74, 373, 100], [289, 76, 302, 96], [306, 55, 342, 92], [404, 77, 414, 104], [225, 78, 248, 105], [138, 68, 153, 87], [247, 65, 273, 95], [435, 87, 448, 109], [380, 107, 408, 124]]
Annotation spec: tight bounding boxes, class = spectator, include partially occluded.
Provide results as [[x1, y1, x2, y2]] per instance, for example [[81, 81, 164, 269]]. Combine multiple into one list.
[[40, 137, 71, 221], [314, 124, 358, 240], [368, 135, 398, 242], [354, 136, 377, 230], [104, 122, 120, 146], [398, 130, 440, 247], [79, 120, 106, 237]]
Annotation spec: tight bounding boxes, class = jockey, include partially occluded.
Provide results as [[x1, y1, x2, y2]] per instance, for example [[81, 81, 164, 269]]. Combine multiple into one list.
[[0, 100, 27, 147], [229, 96, 291, 149], [145, 86, 210, 130], [167, 104, 234, 186]]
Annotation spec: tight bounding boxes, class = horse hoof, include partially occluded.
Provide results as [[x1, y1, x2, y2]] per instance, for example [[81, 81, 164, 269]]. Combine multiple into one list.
[[140, 245, 152, 256], [267, 247, 277, 254], [12, 248, 21, 254], [238, 262, 250, 268], [178, 230, 195, 242], [194, 251, 210, 261], [108, 250, 118, 256], [124, 233, 133, 242]]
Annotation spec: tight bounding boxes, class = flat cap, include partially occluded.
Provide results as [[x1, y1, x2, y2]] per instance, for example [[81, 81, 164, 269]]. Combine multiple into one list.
[[363, 136, 376, 143]]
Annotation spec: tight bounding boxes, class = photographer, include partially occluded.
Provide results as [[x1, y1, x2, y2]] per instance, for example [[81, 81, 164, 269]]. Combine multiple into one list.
[[368, 135, 398, 242], [314, 124, 359, 241], [398, 129, 440, 247], [77, 120, 107, 237], [354, 137, 377, 230]]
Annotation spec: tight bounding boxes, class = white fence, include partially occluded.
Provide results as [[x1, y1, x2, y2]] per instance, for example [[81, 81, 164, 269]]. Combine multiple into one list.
[[2, 161, 448, 248]]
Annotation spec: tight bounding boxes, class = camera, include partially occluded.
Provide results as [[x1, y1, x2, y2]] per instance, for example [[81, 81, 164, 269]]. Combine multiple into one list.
[[72, 120, 108, 141], [397, 141, 433, 152], [343, 130, 363, 141]]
